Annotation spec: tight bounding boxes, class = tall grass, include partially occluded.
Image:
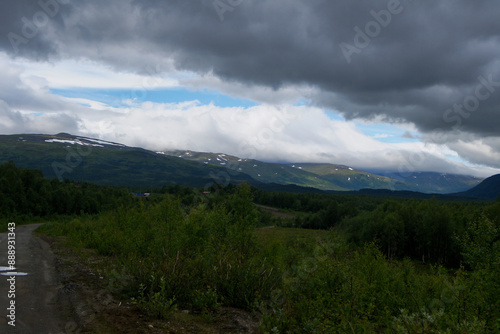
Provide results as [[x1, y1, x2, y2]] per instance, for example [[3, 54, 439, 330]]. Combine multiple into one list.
[[41, 187, 281, 316], [39, 187, 499, 333]]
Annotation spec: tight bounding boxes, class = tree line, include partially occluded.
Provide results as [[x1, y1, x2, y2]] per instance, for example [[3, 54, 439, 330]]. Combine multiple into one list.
[[252, 188, 499, 267], [0, 161, 133, 221], [2, 163, 498, 332]]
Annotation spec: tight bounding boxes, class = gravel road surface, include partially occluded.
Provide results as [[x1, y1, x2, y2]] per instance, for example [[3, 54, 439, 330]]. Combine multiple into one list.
[[0, 223, 66, 334]]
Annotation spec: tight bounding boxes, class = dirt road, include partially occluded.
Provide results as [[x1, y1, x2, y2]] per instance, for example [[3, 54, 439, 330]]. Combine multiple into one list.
[[0, 224, 260, 333], [0, 223, 66, 334]]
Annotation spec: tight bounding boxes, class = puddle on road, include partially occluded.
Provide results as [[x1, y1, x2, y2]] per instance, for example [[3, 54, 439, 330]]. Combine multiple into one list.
[[0, 272, 28, 276], [0, 266, 14, 271], [0, 267, 28, 276]]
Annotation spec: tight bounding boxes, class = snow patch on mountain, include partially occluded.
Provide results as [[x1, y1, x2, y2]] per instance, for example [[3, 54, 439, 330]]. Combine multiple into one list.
[[77, 137, 125, 147], [45, 139, 104, 147]]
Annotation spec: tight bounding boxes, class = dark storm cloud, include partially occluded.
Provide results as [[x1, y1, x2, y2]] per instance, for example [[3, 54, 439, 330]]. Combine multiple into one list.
[[0, 0, 72, 59], [1, 0, 499, 139]]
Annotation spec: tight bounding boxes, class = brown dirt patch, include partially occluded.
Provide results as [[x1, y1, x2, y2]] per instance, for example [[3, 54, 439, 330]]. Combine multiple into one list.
[[42, 235, 262, 334]]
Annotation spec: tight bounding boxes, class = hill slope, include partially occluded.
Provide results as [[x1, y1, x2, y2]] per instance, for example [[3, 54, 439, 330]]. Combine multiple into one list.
[[455, 174, 500, 199], [369, 170, 482, 194], [163, 150, 482, 193], [0, 133, 484, 194], [163, 150, 413, 191], [162, 150, 375, 191], [0, 133, 255, 188]]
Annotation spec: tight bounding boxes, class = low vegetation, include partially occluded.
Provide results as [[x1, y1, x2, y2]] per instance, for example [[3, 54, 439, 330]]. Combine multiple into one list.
[[1, 162, 499, 332], [0, 161, 132, 231]]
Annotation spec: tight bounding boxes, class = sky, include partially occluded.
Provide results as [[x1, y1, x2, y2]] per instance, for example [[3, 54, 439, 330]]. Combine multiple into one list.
[[1, 0, 500, 178]]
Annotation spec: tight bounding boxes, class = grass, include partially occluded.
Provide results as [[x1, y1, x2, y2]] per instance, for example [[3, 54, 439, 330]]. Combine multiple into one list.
[[254, 226, 331, 246], [35, 193, 499, 333]]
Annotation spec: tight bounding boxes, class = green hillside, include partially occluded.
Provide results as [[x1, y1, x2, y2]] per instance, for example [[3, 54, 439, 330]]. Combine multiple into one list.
[[0, 133, 483, 193], [298, 163, 407, 190], [458, 174, 500, 199], [164, 150, 483, 193], [165, 150, 471, 192], [164, 150, 350, 191], [0, 133, 254, 188]]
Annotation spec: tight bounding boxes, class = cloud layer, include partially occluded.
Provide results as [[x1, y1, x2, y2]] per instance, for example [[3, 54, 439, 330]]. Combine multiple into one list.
[[0, 0, 499, 175]]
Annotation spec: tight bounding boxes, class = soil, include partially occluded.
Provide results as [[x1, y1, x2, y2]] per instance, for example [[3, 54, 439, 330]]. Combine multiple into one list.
[[1, 224, 262, 334]]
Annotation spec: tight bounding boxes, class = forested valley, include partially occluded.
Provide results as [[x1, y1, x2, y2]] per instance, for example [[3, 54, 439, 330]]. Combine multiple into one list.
[[1, 162, 499, 333]]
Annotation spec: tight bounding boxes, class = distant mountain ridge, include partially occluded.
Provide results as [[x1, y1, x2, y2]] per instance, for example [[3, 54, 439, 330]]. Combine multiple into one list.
[[161, 150, 406, 191], [454, 174, 500, 199], [161, 150, 482, 194], [366, 170, 482, 194], [0, 133, 485, 194], [0, 133, 255, 188]]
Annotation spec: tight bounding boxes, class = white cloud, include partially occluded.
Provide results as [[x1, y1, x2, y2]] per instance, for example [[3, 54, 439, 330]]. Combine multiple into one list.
[[69, 101, 498, 177], [182, 72, 318, 106], [447, 138, 500, 167], [14, 57, 179, 89], [374, 133, 393, 139], [1, 53, 499, 178]]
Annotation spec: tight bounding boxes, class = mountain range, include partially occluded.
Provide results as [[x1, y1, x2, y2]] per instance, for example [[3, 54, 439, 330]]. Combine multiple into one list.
[[162, 150, 482, 194], [0, 133, 494, 198]]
